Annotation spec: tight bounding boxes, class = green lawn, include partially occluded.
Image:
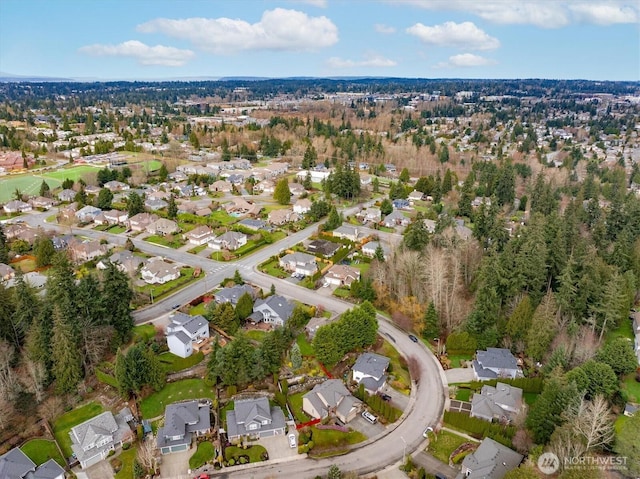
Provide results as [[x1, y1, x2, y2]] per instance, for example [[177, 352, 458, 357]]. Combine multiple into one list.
[[288, 392, 311, 423], [311, 427, 366, 450], [260, 258, 289, 279], [96, 368, 119, 388], [225, 444, 267, 463], [190, 441, 215, 469], [353, 261, 371, 276], [145, 234, 185, 249], [107, 225, 126, 234], [140, 379, 215, 418], [377, 340, 411, 394], [523, 392, 539, 405], [246, 330, 267, 342], [606, 319, 634, 342], [296, 333, 314, 356], [136, 267, 200, 302], [188, 244, 209, 254], [189, 302, 209, 316], [133, 324, 157, 342], [427, 430, 470, 464], [210, 210, 238, 225], [448, 354, 473, 368], [21, 439, 65, 467], [455, 388, 473, 401], [158, 351, 205, 373], [621, 373, 640, 402], [614, 415, 629, 435], [53, 401, 105, 457], [114, 446, 137, 479], [0, 165, 101, 202], [333, 287, 351, 298]]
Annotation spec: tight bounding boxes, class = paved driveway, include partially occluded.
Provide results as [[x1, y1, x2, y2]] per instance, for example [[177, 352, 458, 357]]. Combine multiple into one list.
[[159, 448, 192, 477], [258, 431, 299, 460], [350, 414, 386, 439], [444, 368, 475, 384], [84, 461, 114, 479], [381, 384, 410, 412]]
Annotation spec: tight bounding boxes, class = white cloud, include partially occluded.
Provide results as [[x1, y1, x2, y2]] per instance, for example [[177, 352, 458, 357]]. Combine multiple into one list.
[[78, 40, 194, 67], [327, 53, 397, 68], [374, 23, 396, 34], [393, 0, 639, 28], [436, 53, 497, 68], [290, 0, 327, 7], [406, 21, 500, 50], [137, 8, 338, 54]]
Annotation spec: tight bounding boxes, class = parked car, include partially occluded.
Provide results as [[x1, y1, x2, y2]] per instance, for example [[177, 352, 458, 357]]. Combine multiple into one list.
[[362, 411, 378, 424], [378, 392, 392, 402], [423, 426, 433, 438], [408, 334, 418, 343], [288, 433, 297, 448]]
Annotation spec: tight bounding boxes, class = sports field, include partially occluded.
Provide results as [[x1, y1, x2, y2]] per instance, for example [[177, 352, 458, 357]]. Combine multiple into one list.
[[0, 165, 101, 202]]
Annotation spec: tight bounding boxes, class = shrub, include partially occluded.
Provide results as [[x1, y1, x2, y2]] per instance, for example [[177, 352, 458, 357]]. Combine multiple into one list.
[[452, 450, 472, 464], [122, 442, 131, 450], [446, 331, 477, 355]]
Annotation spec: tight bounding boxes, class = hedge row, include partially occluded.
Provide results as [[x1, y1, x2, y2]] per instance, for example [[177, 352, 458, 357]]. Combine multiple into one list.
[[443, 411, 516, 444], [458, 377, 543, 394]]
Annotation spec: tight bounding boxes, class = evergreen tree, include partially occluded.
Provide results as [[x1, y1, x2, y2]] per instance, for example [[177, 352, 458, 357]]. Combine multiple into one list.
[[324, 206, 342, 230], [438, 143, 449, 163], [422, 302, 439, 340], [74, 187, 87, 207], [309, 200, 330, 221], [51, 306, 83, 393], [233, 269, 244, 285], [525, 291, 558, 362], [495, 162, 515, 206], [399, 167, 410, 183], [302, 144, 318, 169], [302, 172, 312, 190], [458, 173, 475, 218], [595, 337, 637, 377], [84, 111, 95, 134], [274, 178, 292, 205], [167, 194, 178, 219], [372, 176, 380, 193], [25, 305, 53, 374], [158, 163, 168, 182], [374, 244, 386, 262], [505, 295, 534, 348], [403, 215, 430, 251], [0, 225, 7, 264], [290, 342, 302, 370], [39, 180, 50, 197], [11, 276, 40, 346], [235, 293, 254, 321], [126, 192, 145, 217], [34, 236, 55, 268], [207, 302, 239, 334], [442, 169, 453, 194], [0, 283, 17, 346], [101, 263, 134, 345], [380, 198, 393, 216], [96, 188, 113, 210]]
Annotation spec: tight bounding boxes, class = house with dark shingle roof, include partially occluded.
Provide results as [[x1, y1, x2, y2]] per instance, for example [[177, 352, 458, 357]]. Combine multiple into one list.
[[472, 348, 521, 380], [306, 239, 341, 257], [226, 397, 286, 442], [303, 379, 362, 424], [69, 410, 132, 468], [456, 438, 523, 479], [157, 401, 211, 455], [352, 352, 389, 393], [470, 382, 523, 423], [166, 312, 210, 358], [0, 448, 65, 479], [214, 284, 256, 305], [249, 295, 294, 327]]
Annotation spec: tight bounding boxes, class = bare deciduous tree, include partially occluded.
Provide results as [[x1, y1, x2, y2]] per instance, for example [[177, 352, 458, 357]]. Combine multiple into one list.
[[23, 358, 46, 403], [0, 340, 20, 401], [137, 435, 158, 473], [407, 355, 423, 383], [566, 395, 614, 452], [38, 396, 65, 422]]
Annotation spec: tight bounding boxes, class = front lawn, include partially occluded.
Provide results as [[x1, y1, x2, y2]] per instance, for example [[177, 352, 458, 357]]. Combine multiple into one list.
[[189, 302, 209, 316], [158, 351, 205, 373], [296, 333, 314, 356], [448, 354, 473, 368], [133, 324, 157, 342], [188, 244, 209, 254], [225, 444, 267, 464], [53, 401, 105, 457], [288, 392, 311, 423], [333, 287, 351, 298], [310, 427, 366, 452], [621, 373, 640, 402], [107, 225, 126, 234], [427, 430, 470, 464], [259, 258, 289, 279], [140, 379, 215, 418], [136, 267, 200, 302], [21, 439, 65, 467], [145, 234, 185, 249], [190, 441, 215, 469], [114, 446, 137, 479], [455, 388, 473, 401]]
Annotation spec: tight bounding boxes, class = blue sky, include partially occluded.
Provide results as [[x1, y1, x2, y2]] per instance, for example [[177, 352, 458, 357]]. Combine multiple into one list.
[[0, 0, 638, 80]]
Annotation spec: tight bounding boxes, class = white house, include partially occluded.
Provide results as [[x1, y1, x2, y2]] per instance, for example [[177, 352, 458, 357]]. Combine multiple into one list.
[[279, 252, 318, 277], [208, 231, 247, 251], [3, 200, 32, 214], [293, 198, 312, 214], [166, 312, 210, 358], [352, 352, 390, 393], [361, 241, 390, 260], [70, 410, 133, 469], [183, 225, 215, 246], [141, 258, 181, 284]]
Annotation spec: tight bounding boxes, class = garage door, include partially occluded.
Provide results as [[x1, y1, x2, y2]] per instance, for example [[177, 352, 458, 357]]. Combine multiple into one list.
[[261, 430, 274, 437], [171, 444, 188, 453]]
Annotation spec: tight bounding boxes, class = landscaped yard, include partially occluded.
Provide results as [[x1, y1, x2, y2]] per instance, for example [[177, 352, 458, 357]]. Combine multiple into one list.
[[225, 444, 267, 464], [53, 401, 105, 457], [189, 302, 209, 316], [210, 210, 238, 225], [158, 351, 205, 373], [333, 287, 351, 298], [114, 446, 137, 479], [296, 333, 314, 356], [310, 427, 366, 453], [11, 255, 38, 273], [605, 318, 634, 342], [133, 324, 157, 342], [288, 392, 311, 423], [246, 330, 267, 342], [621, 373, 640, 403], [190, 441, 215, 469], [136, 267, 200, 303], [376, 340, 411, 394], [448, 354, 473, 368], [21, 439, 65, 467], [260, 258, 289, 279], [145, 234, 185, 249], [188, 244, 209, 254], [140, 379, 215, 418], [427, 430, 470, 464], [455, 388, 473, 401]]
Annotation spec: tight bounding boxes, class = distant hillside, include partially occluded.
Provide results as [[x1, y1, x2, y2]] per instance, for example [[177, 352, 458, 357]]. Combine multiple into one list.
[[0, 72, 74, 82]]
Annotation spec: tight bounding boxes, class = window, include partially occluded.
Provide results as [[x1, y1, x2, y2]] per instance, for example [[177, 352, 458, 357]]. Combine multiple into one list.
[[248, 423, 258, 430]]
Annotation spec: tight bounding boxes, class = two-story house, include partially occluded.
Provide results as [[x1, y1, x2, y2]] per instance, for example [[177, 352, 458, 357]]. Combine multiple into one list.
[[183, 225, 215, 246], [0, 448, 65, 479], [248, 295, 294, 327], [208, 231, 247, 251], [324, 264, 360, 287], [166, 312, 210, 358], [470, 383, 524, 423], [214, 284, 256, 305], [457, 438, 523, 479], [146, 218, 180, 236], [157, 401, 211, 454], [472, 348, 521, 380], [352, 352, 390, 393], [279, 252, 318, 277], [127, 212, 159, 232], [140, 258, 181, 284], [303, 379, 362, 424], [226, 397, 286, 443]]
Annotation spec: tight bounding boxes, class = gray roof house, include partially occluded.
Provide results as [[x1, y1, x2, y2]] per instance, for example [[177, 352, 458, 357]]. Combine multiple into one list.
[[470, 383, 523, 423], [208, 231, 248, 251], [249, 295, 294, 327], [352, 352, 390, 393], [237, 218, 273, 232], [57, 188, 76, 202], [303, 379, 362, 424], [157, 401, 211, 455], [306, 239, 341, 257], [226, 397, 286, 442], [69, 410, 133, 469], [332, 224, 366, 242], [214, 284, 256, 305], [97, 250, 146, 275], [361, 241, 390, 260], [472, 348, 521, 380], [279, 252, 318, 276], [166, 312, 210, 359], [382, 210, 410, 228], [0, 448, 65, 479], [457, 438, 523, 479]]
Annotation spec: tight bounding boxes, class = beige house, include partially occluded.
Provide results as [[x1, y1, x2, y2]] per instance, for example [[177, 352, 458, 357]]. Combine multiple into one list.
[[324, 264, 360, 287], [183, 225, 215, 246], [128, 212, 159, 232], [303, 379, 362, 424], [268, 208, 299, 225], [146, 218, 180, 236]]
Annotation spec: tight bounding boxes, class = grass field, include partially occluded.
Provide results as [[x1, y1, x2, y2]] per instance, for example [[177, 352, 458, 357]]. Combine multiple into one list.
[[621, 373, 640, 403], [377, 339, 410, 394], [140, 379, 215, 418], [52, 401, 105, 457], [225, 444, 266, 463], [288, 392, 312, 423], [21, 439, 65, 467], [158, 351, 204, 373], [0, 165, 102, 202], [310, 427, 366, 453], [190, 441, 215, 469], [114, 446, 137, 479], [427, 430, 471, 464], [246, 330, 267, 342], [296, 333, 314, 356]]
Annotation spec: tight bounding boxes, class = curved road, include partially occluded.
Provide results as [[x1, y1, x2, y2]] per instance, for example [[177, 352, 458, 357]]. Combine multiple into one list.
[[21, 209, 448, 478]]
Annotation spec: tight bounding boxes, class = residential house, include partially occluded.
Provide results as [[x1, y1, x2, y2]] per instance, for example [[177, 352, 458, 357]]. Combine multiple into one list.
[[249, 295, 294, 327], [4, 223, 38, 243], [69, 240, 107, 263], [470, 383, 524, 423], [224, 197, 261, 216], [166, 312, 210, 358], [30, 196, 56, 210], [97, 251, 146, 276], [157, 401, 211, 454], [382, 210, 410, 228], [352, 353, 390, 393], [69, 410, 133, 469], [472, 197, 492, 209], [104, 180, 129, 192], [293, 198, 312, 214], [85, 185, 101, 196], [456, 438, 523, 479], [100, 209, 128, 225], [324, 264, 360, 287], [307, 239, 341, 257], [623, 403, 638, 417], [4, 200, 32, 214], [225, 173, 245, 185], [51, 234, 74, 251], [6, 271, 47, 290], [146, 218, 180, 236], [0, 263, 15, 281], [332, 225, 365, 242], [75, 205, 102, 223], [127, 212, 159, 232], [238, 218, 272, 232], [268, 208, 299, 226], [226, 397, 286, 442], [357, 207, 382, 223], [279, 252, 318, 277], [208, 231, 247, 251], [209, 180, 232, 193], [361, 241, 390, 260], [214, 284, 256, 305], [303, 379, 362, 424], [360, 173, 373, 186], [305, 316, 331, 340], [57, 203, 78, 222], [57, 189, 76, 202], [472, 348, 521, 380], [296, 169, 331, 183], [0, 448, 65, 479], [145, 198, 168, 211], [254, 180, 275, 194], [140, 258, 181, 284], [392, 199, 410, 209], [408, 190, 424, 204], [183, 225, 215, 246], [289, 183, 306, 196]]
